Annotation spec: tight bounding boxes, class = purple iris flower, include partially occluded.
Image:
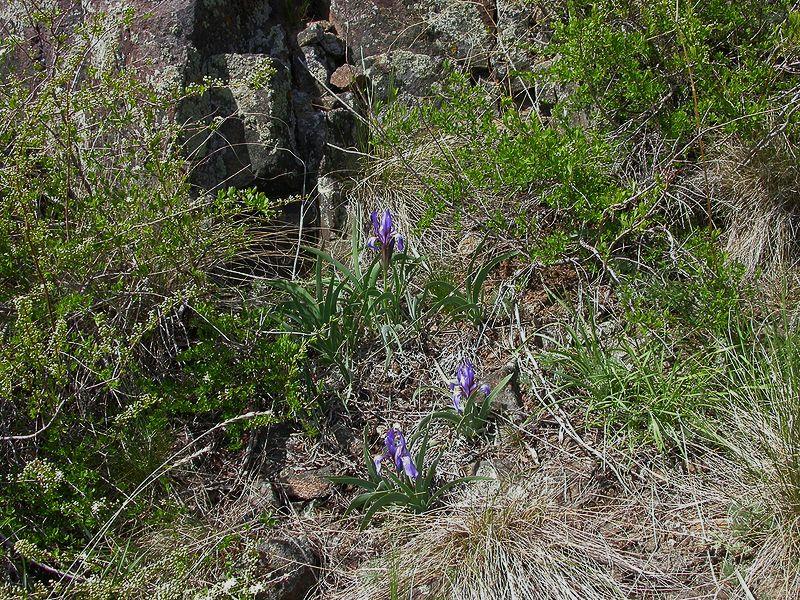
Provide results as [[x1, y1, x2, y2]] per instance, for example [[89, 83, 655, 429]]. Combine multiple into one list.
[[449, 360, 491, 414], [373, 426, 418, 480], [367, 209, 405, 267]]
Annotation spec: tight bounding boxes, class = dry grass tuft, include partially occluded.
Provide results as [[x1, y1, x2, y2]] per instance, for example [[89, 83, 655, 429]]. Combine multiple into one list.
[[703, 326, 800, 598], [710, 133, 800, 275], [349, 132, 469, 262], [327, 459, 710, 600]]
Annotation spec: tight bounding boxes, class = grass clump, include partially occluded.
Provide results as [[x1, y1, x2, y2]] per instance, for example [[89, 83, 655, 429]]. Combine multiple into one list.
[[702, 320, 800, 596], [546, 314, 716, 453], [331, 477, 686, 600]]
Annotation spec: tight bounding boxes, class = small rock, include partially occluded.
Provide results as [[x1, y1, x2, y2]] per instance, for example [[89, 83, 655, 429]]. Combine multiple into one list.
[[330, 64, 362, 90], [467, 460, 501, 495], [297, 22, 325, 47], [293, 90, 327, 169], [255, 537, 319, 600], [325, 107, 359, 173], [317, 91, 355, 111], [470, 459, 498, 479], [317, 175, 348, 240], [240, 479, 281, 523], [279, 472, 332, 501]]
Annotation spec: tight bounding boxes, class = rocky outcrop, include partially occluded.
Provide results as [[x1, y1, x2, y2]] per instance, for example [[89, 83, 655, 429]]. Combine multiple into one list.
[[329, 0, 493, 102], [495, 0, 547, 75], [176, 2, 356, 204], [2, 0, 358, 235], [2, 1, 553, 237], [330, 0, 493, 64], [364, 51, 445, 101], [181, 52, 296, 191], [329, 0, 552, 102], [176, 3, 359, 232]]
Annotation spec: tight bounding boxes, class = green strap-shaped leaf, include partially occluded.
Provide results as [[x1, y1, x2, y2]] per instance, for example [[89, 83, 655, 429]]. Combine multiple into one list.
[[360, 491, 408, 529]]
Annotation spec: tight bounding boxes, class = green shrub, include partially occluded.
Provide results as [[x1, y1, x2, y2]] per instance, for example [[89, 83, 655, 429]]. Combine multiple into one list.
[[618, 230, 749, 340], [155, 309, 309, 446], [373, 76, 633, 254], [548, 0, 797, 139], [0, 7, 306, 579], [365, 0, 799, 285]]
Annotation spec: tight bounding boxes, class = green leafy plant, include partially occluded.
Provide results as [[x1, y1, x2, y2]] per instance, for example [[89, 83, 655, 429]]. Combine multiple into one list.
[[363, 71, 641, 270], [331, 427, 486, 528], [548, 0, 793, 138], [154, 309, 310, 445], [270, 249, 380, 381], [426, 249, 519, 328], [618, 231, 748, 340], [422, 374, 513, 440], [271, 218, 418, 382]]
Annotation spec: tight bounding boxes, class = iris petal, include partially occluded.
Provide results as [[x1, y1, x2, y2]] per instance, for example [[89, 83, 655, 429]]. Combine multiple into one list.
[[400, 455, 418, 479], [379, 209, 393, 243], [393, 447, 404, 472], [370, 210, 380, 235], [385, 428, 398, 457], [378, 426, 419, 479], [368, 208, 406, 265], [452, 388, 464, 414], [458, 361, 476, 397]]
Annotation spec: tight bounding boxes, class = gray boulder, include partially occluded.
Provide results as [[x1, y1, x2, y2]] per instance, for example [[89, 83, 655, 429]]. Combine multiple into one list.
[[298, 21, 327, 47], [363, 50, 444, 101], [181, 53, 298, 190], [331, 0, 493, 61], [426, 0, 494, 68], [302, 44, 333, 91], [331, 0, 430, 58], [331, 0, 493, 99]]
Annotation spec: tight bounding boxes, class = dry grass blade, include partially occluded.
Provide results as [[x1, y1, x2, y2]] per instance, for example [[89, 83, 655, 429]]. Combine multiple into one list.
[[700, 131, 800, 275]]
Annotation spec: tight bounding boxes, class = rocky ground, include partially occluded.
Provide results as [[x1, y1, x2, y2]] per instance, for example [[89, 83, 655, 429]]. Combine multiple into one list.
[[2, 1, 799, 599]]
